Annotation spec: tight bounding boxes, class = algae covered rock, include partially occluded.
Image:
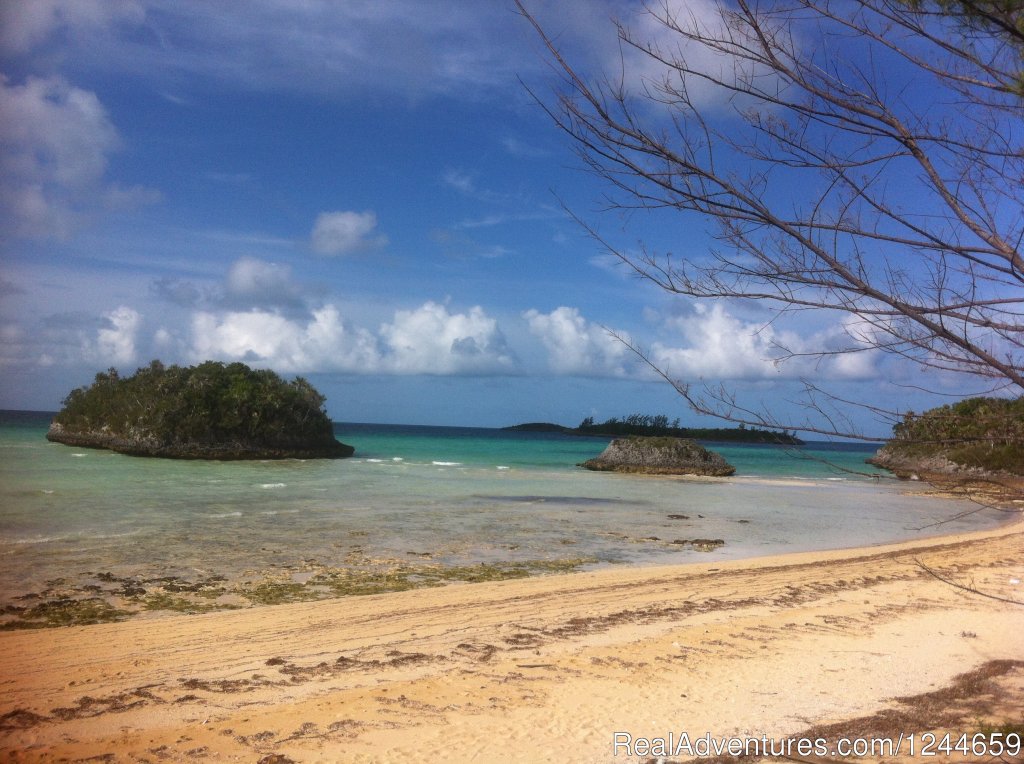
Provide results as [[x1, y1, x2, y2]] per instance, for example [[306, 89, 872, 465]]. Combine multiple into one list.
[[580, 436, 735, 476], [47, 360, 354, 460]]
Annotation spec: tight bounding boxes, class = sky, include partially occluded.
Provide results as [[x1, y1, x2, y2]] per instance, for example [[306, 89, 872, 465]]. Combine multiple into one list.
[[0, 0, 989, 435]]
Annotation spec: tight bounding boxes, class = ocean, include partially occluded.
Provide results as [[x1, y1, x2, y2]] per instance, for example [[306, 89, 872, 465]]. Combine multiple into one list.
[[0, 411, 1007, 627]]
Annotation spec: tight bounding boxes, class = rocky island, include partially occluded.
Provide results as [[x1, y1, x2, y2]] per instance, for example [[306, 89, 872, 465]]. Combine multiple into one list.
[[47, 360, 354, 459], [868, 396, 1023, 482], [580, 436, 736, 476]]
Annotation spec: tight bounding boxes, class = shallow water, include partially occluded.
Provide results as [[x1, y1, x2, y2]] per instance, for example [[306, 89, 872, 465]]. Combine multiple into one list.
[[0, 412, 1007, 618]]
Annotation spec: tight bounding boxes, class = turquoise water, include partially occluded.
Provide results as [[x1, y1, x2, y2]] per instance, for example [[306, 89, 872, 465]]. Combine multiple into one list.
[[0, 411, 1007, 610], [331, 422, 890, 477]]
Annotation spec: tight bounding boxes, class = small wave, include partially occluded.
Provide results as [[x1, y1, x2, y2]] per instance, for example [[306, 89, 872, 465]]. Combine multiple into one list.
[[40, 489, 55, 494], [71, 453, 87, 458], [88, 530, 140, 540], [260, 483, 287, 489], [5, 529, 140, 545], [432, 461, 462, 467], [496, 466, 511, 471], [392, 457, 404, 462], [209, 511, 243, 518], [365, 458, 385, 463], [7, 535, 68, 545]]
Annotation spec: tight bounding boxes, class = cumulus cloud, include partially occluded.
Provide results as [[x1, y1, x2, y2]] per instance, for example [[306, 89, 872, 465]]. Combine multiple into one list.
[[150, 257, 308, 311], [523, 303, 880, 382], [310, 211, 387, 256], [4, 308, 143, 369], [95, 306, 141, 364], [524, 306, 632, 377], [191, 306, 378, 372], [381, 302, 515, 374], [190, 301, 515, 376], [647, 303, 786, 380], [0, 74, 157, 238], [224, 257, 305, 308], [649, 303, 879, 381]]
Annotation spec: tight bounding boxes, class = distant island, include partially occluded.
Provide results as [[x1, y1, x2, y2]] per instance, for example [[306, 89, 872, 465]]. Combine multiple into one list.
[[506, 413, 804, 445], [47, 360, 354, 460], [869, 396, 1023, 480]]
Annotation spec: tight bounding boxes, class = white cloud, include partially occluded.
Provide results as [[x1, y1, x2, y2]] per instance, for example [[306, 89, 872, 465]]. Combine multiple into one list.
[[226, 257, 290, 296], [649, 303, 879, 381], [615, 0, 790, 113], [441, 168, 477, 195], [189, 301, 515, 375], [0, 74, 156, 239], [501, 136, 548, 158], [439, 168, 512, 205], [380, 301, 515, 374], [522, 302, 880, 382], [224, 257, 305, 307], [310, 210, 387, 256], [524, 306, 632, 377], [649, 303, 785, 380], [190, 307, 377, 372], [0, 0, 143, 56], [3, 0, 547, 100], [0, 1, 774, 113], [95, 306, 140, 364]]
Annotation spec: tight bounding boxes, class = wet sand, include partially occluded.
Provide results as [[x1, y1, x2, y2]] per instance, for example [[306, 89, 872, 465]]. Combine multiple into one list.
[[1, 514, 1021, 763]]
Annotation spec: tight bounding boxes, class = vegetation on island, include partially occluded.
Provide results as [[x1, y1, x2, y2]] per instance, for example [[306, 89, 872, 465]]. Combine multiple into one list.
[[507, 413, 803, 445], [872, 397, 1024, 476], [48, 360, 354, 459]]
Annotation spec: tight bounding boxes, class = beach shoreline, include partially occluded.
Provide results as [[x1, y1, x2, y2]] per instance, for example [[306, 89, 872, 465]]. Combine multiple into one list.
[[1, 509, 1021, 763]]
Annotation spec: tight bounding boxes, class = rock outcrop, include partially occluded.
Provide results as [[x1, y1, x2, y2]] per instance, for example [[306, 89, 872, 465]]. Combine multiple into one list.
[[580, 436, 735, 476], [869, 447, 948, 479], [866, 446, 1014, 481]]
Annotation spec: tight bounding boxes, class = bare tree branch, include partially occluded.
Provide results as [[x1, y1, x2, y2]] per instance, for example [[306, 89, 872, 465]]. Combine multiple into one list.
[[516, 0, 1024, 439], [914, 557, 1024, 605]]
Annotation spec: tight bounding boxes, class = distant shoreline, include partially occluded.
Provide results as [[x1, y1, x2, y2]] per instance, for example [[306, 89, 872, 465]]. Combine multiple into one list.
[[504, 420, 808, 445]]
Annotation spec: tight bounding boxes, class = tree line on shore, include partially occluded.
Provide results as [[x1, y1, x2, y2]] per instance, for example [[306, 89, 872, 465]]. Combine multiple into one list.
[[574, 415, 804, 445], [508, 414, 804, 445]]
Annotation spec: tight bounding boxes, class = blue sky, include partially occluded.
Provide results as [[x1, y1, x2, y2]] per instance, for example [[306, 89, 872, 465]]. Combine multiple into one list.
[[0, 1, 983, 435]]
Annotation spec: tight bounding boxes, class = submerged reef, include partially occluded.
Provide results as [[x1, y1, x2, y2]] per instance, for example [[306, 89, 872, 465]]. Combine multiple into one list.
[[0, 557, 599, 630]]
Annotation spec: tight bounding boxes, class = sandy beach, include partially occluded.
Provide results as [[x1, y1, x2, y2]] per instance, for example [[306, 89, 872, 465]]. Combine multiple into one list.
[[1, 512, 1021, 763]]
